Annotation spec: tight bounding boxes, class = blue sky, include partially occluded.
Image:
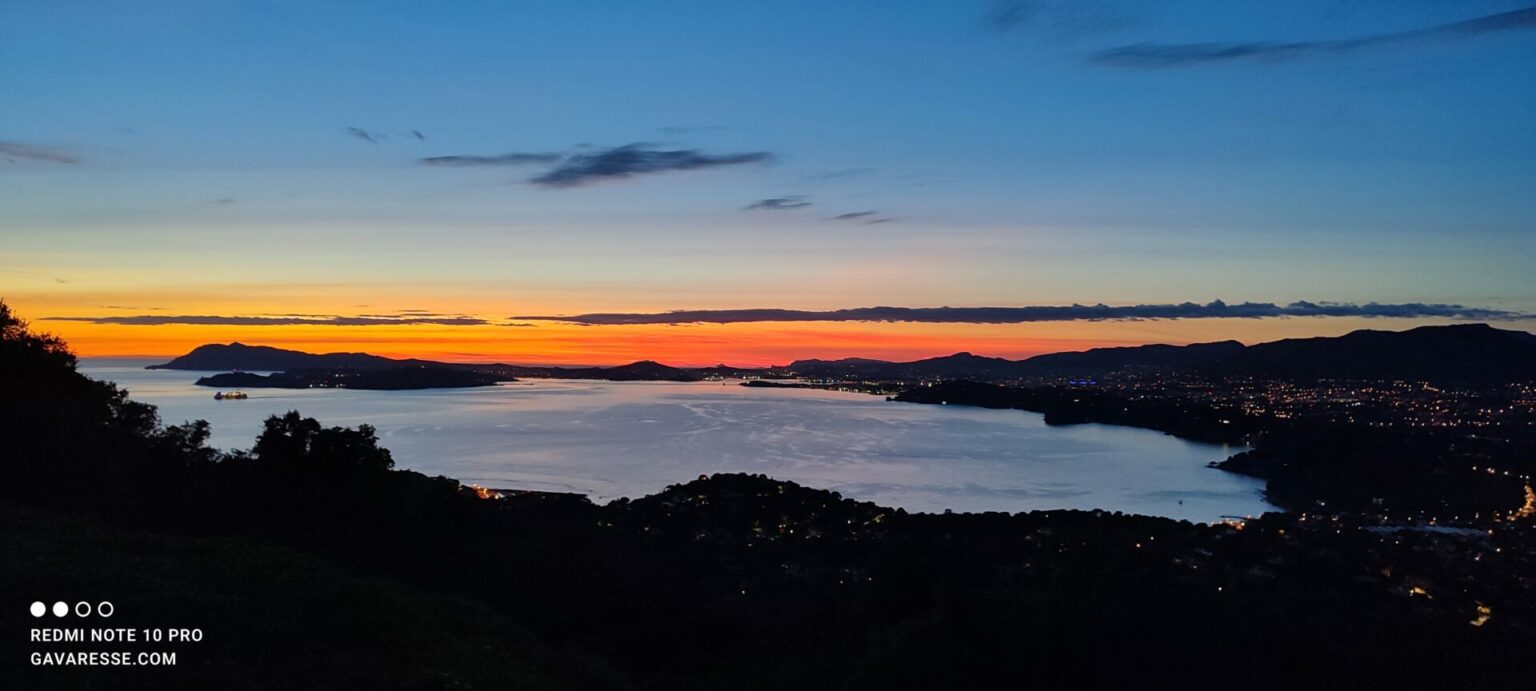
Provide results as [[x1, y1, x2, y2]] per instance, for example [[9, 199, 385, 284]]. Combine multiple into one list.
[[3, 1, 1535, 360]]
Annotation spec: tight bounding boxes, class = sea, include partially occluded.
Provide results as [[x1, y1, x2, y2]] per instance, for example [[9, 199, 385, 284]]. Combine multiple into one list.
[[80, 359, 1274, 522]]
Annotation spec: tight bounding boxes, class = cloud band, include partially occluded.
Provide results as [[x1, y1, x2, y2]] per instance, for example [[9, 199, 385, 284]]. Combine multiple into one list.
[[45, 314, 488, 327], [511, 301, 1526, 325], [1091, 5, 1536, 68]]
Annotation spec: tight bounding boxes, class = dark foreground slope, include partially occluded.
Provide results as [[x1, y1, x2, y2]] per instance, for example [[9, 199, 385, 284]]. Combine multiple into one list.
[[4, 302, 1535, 690], [0, 504, 573, 691]]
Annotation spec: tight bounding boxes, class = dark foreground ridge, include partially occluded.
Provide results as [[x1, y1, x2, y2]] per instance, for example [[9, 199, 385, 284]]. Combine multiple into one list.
[[5, 301, 1536, 690]]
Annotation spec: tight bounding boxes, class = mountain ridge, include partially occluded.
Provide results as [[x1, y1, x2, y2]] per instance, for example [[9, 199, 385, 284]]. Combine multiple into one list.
[[795, 324, 1535, 383], [152, 323, 1536, 384]]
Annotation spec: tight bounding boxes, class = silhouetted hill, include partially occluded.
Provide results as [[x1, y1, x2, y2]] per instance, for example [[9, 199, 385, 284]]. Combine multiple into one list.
[[788, 342, 1249, 380], [1204, 323, 1536, 383], [787, 357, 895, 370], [551, 360, 699, 381], [789, 343, 1248, 380], [905, 352, 1023, 378], [154, 345, 714, 382], [789, 325, 1536, 383], [1020, 340, 1246, 377], [149, 342, 415, 371], [789, 353, 1026, 380]]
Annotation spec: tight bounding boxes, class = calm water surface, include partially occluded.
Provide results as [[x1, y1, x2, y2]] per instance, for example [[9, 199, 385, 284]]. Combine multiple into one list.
[[81, 359, 1273, 521]]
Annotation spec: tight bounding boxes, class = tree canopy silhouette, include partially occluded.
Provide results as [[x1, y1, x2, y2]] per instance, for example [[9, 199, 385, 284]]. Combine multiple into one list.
[[253, 411, 394, 473]]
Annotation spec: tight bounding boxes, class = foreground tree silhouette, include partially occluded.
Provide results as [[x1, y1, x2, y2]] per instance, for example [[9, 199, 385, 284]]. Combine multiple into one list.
[[0, 299, 74, 370], [1, 299, 169, 504], [253, 410, 394, 474]]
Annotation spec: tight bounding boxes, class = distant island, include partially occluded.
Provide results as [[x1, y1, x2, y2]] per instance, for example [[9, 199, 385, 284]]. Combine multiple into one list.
[[154, 343, 784, 389], [740, 379, 814, 389], [149, 342, 742, 387], [196, 367, 507, 391]]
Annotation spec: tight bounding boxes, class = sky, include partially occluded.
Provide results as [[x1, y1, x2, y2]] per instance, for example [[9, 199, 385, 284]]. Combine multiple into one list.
[[3, 0, 1535, 365]]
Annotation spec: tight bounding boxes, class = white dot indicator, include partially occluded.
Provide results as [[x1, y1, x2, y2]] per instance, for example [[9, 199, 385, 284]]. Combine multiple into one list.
[[52, 601, 69, 617], [30, 602, 46, 618]]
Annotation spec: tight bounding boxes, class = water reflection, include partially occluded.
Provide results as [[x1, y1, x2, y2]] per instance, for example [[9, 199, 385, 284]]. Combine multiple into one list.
[[82, 359, 1272, 521]]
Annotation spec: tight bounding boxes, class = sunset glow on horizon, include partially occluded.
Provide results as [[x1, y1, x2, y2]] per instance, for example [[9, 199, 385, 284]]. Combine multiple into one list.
[[16, 288, 1534, 367]]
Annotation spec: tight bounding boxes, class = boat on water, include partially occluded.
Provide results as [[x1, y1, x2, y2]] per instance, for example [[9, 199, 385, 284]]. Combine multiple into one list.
[[214, 391, 249, 400]]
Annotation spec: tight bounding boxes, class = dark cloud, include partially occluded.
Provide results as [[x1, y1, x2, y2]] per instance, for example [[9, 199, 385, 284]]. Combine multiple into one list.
[[346, 127, 383, 144], [743, 196, 813, 211], [529, 144, 772, 188], [831, 211, 878, 221], [45, 313, 488, 327], [864, 217, 895, 225], [410, 130, 426, 140], [420, 152, 563, 167], [53, 277, 69, 284], [511, 300, 1525, 326], [0, 142, 80, 164], [1092, 5, 1536, 68], [499, 322, 539, 328]]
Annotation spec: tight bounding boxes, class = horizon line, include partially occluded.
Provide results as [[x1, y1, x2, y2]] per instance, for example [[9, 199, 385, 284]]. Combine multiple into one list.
[[72, 321, 1523, 370]]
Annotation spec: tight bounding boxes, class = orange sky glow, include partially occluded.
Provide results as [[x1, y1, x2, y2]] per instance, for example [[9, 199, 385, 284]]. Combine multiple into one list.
[[11, 294, 1513, 367]]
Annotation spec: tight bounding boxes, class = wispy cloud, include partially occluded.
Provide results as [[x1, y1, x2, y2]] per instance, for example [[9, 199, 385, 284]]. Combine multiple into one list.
[[0, 141, 80, 164], [346, 126, 384, 144], [1092, 5, 1536, 68], [511, 300, 1526, 326], [45, 313, 488, 327], [831, 211, 878, 221], [529, 144, 772, 188], [743, 196, 813, 211], [420, 152, 563, 167]]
